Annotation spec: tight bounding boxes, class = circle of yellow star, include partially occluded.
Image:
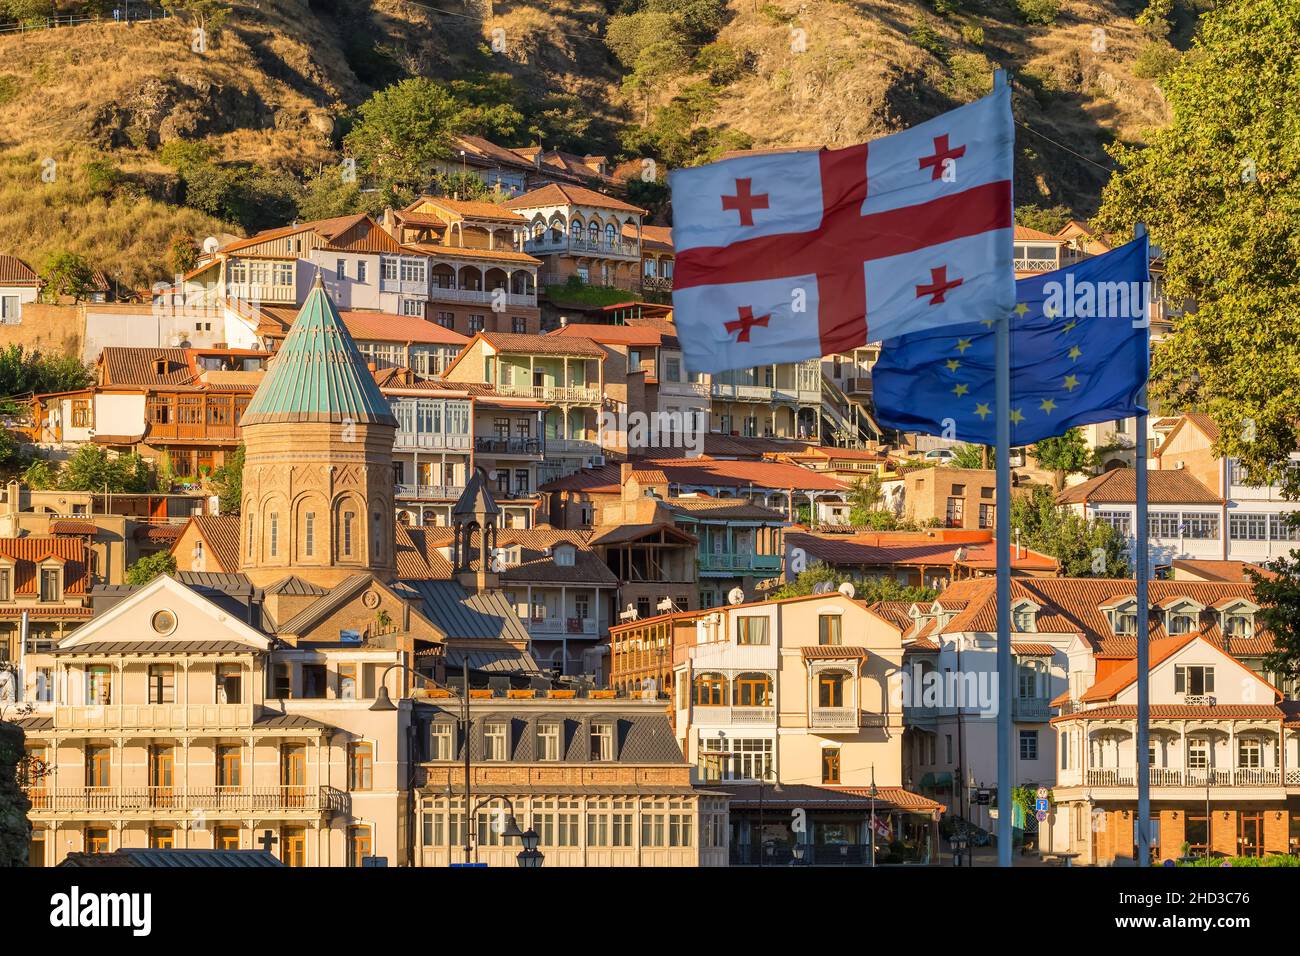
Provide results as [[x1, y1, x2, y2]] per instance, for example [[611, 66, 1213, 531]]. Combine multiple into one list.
[[973, 403, 992, 420], [1063, 374, 1080, 392], [955, 338, 973, 354], [1044, 304, 1059, 319], [1039, 398, 1057, 414], [1009, 408, 1025, 425], [1068, 345, 1083, 361], [946, 359, 961, 372], [1014, 303, 1030, 316], [1061, 319, 1078, 334], [953, 383, 969, 397]]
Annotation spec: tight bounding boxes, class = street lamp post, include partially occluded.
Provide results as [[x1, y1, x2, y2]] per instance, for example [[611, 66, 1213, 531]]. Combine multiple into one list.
[[868, 766, 879, 868], [372, 659, 545, 867]]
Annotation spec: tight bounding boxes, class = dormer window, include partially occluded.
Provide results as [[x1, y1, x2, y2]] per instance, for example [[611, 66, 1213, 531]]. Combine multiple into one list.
[[1114, 611, 1137, 636], [38, 564, 62, 603], [1168, 612, 1196, 635], [553, 544, 576, 567], [1011, 600, 1039, 633], [1225, 614, 1253, 637]]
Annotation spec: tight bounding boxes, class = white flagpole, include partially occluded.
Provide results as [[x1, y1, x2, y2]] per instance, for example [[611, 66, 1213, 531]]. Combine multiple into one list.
[[1135, 223, 1151, 865], [993, 67, 1014, 868]]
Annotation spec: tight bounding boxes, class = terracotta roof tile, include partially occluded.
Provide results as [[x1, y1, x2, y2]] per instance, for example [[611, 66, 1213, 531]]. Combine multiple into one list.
[[540, 457, 847, 494], [188, 515, 240, 573], [0, 254, 40, 286], [1056, 468, 1222, 505], [1053, 704, 1284, 722], [0, 537, 89, 595], [503, 182, 645, 215]]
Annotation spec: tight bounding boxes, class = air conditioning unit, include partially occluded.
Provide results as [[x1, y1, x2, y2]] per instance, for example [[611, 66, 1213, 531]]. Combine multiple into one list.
[[589, 455, 606, 467]]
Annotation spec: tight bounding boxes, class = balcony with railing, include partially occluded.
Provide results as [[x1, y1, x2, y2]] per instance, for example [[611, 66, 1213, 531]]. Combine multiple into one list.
[[528, 617, 600, 636], [424, 284, 537, 307], [474, 436, 543, 456], [810, 707, 860, 729], [495, 383, 602, 404], [226, 282, 296, 303], [658, 380, 710, 398], [697, 553, 784, 575], [393, 431, 472, 451], [692, 704, 776, 725], [27, 785, 349, 815], [1013, 257, 1059, 273], [396, 483, 465, 500], [1082, 767, 1282, 788], [1013, 697, 1052, 722], [525, 236, 641, 260], [55, 703, 253, 732]]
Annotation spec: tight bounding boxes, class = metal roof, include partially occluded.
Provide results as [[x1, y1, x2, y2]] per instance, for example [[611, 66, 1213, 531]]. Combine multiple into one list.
[[59, 848, 284, 868], [52, 639, 261, 656], [402, 579, 532, 646], [241, 276, 397, 427]]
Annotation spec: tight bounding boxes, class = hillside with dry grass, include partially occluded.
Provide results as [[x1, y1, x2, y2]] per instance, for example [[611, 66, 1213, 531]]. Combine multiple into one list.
[[0, 0, 1187, 288]]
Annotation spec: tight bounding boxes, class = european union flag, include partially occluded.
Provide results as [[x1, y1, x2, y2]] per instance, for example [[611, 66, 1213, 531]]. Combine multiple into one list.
[[871, 236, 1150, 446]]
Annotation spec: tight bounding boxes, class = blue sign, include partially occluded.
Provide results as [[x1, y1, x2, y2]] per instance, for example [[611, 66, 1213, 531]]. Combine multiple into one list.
[[1035, 798, 1050, 813], [450, 862, 489, 868], [1035, 810, 1048, 823]]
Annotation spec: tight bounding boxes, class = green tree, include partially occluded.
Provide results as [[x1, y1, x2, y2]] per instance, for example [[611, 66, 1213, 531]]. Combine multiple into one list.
[[1011, 485, 1130, 577], [39, 251, 95, 303], [299, 164, 372, 221], [1032, 428, 1092, 491], [1095, 0, 1300, 497], [448, 73, 527, 142], [431, 171, 494, 202], [21, 457, 56, 490], [57, 446, 153, 493], [847, 474, 883, 522], [950, 444, 987, 469], [167, 233, 199, 276], [208, 444, 243, 513], [344, 78, 462, 197], [1014, 204, 1073, 234], [1257, 518, 1300, 683], [160, 0, 230, 37], [125, 551, 177, 586], [769, 562, 937, 603]]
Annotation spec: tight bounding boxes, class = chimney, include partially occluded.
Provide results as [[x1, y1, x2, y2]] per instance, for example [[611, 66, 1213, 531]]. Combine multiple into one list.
[[559, 315, 568, 327], [367, 362, 377, 372], [620, 462, 633, 485]]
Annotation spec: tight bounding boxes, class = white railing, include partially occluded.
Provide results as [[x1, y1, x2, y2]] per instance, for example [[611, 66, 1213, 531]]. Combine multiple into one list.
[[396, 484, 465, 499], [226, 283, 295, 303], [731, 706, 776, 724], [810, 707, 859, 729], [495, 384, 602, 404], [424, 286, 537, 306], [659, 381, 710, 398], [55, 703, 252, 731], [379, 278, 429, 295], [526, 237, 640, 259], [1082, 767, 1279, 788], [27, 785, 345, 814], [529, 618, 599, 636], [546, 439, 600, 454], [393, 432, 473, 451], [1014, 257, 1058, 272]]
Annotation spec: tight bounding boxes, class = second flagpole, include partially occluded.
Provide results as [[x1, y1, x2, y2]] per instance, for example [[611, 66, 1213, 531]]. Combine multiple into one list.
[[993, 67, 1014, 868]]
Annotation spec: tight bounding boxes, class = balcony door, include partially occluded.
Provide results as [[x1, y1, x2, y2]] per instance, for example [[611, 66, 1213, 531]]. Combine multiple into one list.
[[150, 746, 175, 808], [1239, 813, 1264, 857], [282, 745, 306, 808]]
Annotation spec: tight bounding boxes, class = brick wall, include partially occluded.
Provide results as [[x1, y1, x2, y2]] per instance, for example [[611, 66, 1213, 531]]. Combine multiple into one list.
[[0, 303, 83, 356]]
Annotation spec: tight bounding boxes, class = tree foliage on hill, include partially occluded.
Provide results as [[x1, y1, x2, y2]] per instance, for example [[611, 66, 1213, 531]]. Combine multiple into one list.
[[0, 345, 91, 398], [125, 550, 177, 586], [769, 562, 937, 603], [1010, 485, 1130, 577], [1096, 0, 1300, 497], [343, 78, 461, 204], [159, 142, 300, 233]]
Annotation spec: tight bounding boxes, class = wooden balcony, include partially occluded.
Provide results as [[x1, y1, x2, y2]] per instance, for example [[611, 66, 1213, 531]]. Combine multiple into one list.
[[810, 707, 860, 730], [495, 383, 601, 404], [1082, 768, 1282, 788], [698, 553, 783, 575]]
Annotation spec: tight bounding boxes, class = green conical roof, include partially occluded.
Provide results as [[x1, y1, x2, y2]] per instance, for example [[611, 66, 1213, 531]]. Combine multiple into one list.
[[242, 276, 397, 427]]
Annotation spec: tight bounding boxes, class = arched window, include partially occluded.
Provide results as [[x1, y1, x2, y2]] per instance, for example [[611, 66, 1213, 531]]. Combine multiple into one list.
[[532, 221, 545, 239], [693, 672, 726, 706], [342, 510, 355, 557], [372, 511, 383, 559], [1169, 612, 1196, 635], [817, 670, 849, 707], [269, 513, 280, 557], [734, 672, 772, 707], [1226, 613, 1252, 636], [588, 221, 600, 244], [605, 222, 617, 246], [569, 219, 582, 240]]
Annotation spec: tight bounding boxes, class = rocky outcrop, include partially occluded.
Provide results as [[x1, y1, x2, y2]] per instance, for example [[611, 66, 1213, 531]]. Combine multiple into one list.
[[0, 721, 31, 868]]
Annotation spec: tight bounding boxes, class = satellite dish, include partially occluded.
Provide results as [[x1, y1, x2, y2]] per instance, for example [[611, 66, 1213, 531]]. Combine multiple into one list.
[[838, 581, 856, 599], [202, 236, 219, 254], [727, 587, 745, 606]]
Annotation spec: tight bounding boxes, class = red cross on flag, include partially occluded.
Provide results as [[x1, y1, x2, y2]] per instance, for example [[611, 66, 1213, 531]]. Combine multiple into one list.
[[668, 84, 1015, 374]]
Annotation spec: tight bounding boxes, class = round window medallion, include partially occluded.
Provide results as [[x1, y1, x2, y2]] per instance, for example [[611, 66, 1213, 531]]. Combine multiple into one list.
[[151, 609, 177, 635], [362, 590, 381, 610]]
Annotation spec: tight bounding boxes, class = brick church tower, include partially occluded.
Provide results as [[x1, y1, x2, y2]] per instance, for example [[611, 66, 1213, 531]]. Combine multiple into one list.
[[237, 275, 398, 587]]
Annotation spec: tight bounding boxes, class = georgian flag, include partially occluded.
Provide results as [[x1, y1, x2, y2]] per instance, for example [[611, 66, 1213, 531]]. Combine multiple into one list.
[[668, 83, 1015, 374]]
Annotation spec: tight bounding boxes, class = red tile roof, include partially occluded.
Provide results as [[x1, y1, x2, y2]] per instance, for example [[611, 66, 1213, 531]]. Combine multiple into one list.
[[0, 537, 89, 595], [260, 307, 470, 347], [786, 531, 1058, 572], [0, 254, 39, 286], [1056, 468, 1222, 505], [1171, 559, 1265, 583], [1053, 704, 1284, 723], [503, 182, 645, 215], [184, 515, 241, 573], [476, 330, 606, 358], [548, 324, 666, 347], [1013, 225, 1061, 242]]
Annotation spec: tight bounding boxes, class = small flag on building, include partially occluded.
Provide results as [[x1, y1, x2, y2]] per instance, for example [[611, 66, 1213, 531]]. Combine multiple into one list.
[[668, 83, 1015, 374], [871, 236, 1151, 446]]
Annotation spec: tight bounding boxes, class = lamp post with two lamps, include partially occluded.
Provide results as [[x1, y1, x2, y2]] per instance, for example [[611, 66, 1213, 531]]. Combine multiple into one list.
[[370, 659, 544, 867]]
